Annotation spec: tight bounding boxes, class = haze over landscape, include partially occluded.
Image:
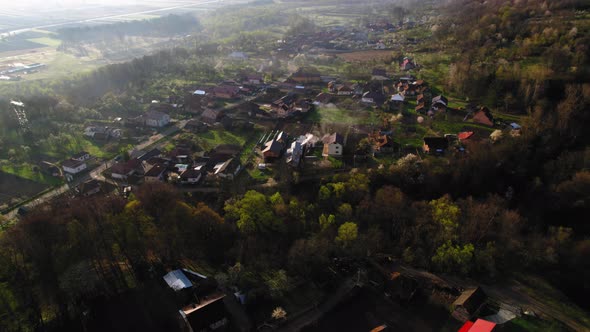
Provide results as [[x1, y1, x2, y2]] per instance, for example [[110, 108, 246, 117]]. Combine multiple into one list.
[[0, 0, 589, 331]]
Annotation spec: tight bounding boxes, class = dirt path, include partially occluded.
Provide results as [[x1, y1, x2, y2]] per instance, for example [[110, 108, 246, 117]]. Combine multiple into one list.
[[482, 279, 590, 332]]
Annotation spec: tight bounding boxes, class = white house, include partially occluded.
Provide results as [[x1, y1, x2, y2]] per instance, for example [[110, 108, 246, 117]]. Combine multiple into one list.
[[391, 94, 405, 102], [71, 151, 90, 162], [143, 111, 170, 127], [62, 159, 87, 175], [322, 133, 344, 157]]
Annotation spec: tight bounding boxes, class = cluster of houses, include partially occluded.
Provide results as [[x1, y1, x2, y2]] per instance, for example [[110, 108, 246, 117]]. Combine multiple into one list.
[[161, 268, 250, 332], [84, 125, 123, 140], [257, 130, 345, 169], [106, 144, 242, 186]]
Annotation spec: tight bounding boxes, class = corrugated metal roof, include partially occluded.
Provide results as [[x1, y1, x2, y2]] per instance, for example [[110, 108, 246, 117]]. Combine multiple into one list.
[[163, 270, 192, 291]]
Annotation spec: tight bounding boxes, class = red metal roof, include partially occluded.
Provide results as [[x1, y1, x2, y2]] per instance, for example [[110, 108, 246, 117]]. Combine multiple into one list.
[[458, 131, 474, 140], [458, 321, 474, 332], [469, 319, 496, 332]]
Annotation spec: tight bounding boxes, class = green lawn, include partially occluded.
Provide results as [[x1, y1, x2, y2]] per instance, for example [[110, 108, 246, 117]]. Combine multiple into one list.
[[27, 37, 61, 47], [309, 106, 379, 125], [197, 129, 249, 150], [0, 163, 62, 186]]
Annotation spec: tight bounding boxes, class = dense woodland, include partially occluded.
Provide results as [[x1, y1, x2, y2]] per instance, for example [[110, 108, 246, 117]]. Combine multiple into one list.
[[1, 0, 589, 331]]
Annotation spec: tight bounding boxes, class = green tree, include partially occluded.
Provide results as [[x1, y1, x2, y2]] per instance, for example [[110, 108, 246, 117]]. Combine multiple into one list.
[[319, 214, 336, 231], [264, 270, 290, 299], [430, 195, 461, 238], [336, 222, 358, 246], [432, 241, 474, 275], [225, 190, 284, 236]]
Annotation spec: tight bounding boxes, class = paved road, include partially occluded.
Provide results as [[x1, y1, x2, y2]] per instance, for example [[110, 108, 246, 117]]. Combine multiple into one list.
[[2, 120, 187, 220]]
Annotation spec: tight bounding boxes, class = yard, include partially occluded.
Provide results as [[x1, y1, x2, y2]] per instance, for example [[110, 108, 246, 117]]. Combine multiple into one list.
[[307, 104, 379, 125], [337, 50, 396, 63], [0, 170, 53, 211]]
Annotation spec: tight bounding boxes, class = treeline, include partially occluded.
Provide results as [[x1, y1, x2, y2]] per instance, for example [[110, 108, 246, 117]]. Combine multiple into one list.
[[57, 14, 202, 44], [436, 0, 590, 111]]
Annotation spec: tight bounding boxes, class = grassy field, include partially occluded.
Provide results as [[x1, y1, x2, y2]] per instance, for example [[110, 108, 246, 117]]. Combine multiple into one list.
[[309, 105, 379, 125], [197, 129, 249, 150], [0, 163, 61, 186], [28, 37, 62, 47]]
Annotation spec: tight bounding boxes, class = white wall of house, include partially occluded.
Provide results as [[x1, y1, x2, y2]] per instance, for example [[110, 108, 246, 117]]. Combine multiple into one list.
[[323, 143, 343, 156], [112, 171, 132, 180], [73, 154, 90, 161], [146, 115, 170, 127], [63, 163, 87, 174]]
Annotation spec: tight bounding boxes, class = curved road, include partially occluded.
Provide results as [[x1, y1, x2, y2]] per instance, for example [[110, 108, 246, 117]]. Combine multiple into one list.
[[2, 120, 187, 220]]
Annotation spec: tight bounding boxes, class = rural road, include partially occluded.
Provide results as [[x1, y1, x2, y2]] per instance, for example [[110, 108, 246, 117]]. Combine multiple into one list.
[[2, 120, 187, 220]]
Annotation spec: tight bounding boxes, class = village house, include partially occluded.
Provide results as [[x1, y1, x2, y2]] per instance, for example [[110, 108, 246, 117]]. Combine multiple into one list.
[[458, 319, 497, 332], [201, 109, 223, 125], [423, 137, 449, 154], [296, 133, 319, 149], [83, 126, 122, 140], [79, 179, 101, 197], [322, 133, 344, 157], [244, 74, 263, 85], [213, 158, 241, 180], [168, 146, 193, 164], [286, 141, 303, 167], [71, 151, 90, 162], [62, 158, 87, 175], [451, 287, 488, 322], [468, 106, 494, 127], [336, 84, 354, 96], [212, 85, 240, 99], [162, 269, 230, 332], [369, 133, 396, 155], [111, 158, 143, 180], [314, 92, 333, 105], [271, 94, 298, 117], [262, 139, 284, 161], [400, 57, 416, 71], [417, 93, 425, 105], [179, 168, 203, 184], [140, 110, 170, 127], [39, 161, 60, 177], [416, 103, 426, 113], [138, 148, 163, 162], [144, 164, 166, 182], [289, 68, 322, 84], [362, 91, 386, 105], [432, 95, 449, 111]]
